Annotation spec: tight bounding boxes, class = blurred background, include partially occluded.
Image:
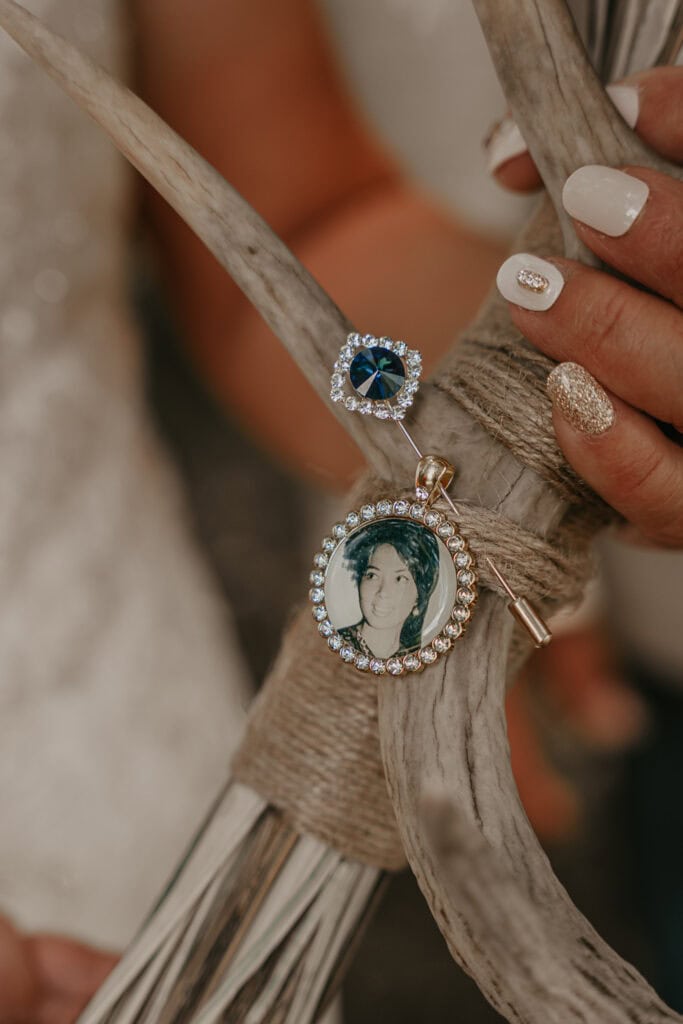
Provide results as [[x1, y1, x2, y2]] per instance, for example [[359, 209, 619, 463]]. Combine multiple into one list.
[[0, 1, 681, 1020]]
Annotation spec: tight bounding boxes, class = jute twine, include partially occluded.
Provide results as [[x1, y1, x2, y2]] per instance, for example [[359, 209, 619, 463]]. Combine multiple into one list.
[[232, 605, 405, 868], [234, 198, 618, 870]]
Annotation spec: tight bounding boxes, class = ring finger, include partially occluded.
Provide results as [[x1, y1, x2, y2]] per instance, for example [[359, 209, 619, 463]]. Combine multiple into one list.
[[497, 255, 683, 428]]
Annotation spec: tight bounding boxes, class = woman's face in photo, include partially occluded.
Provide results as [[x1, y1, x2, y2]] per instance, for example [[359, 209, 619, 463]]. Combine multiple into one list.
[[359, 544, 418, 631]]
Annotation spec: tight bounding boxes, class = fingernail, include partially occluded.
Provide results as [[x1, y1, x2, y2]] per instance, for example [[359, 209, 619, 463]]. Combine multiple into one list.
[[496, 253, 565, 311], [486, 117, 528, 173], [605, 83, 640, 128], [562, 165, 649, 237], [547, 363, 615, 436]]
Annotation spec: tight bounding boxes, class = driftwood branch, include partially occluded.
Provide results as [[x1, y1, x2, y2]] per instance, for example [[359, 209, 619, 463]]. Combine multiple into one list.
[[1, 0, 681, 1020], [419, 791, 612, 1017]]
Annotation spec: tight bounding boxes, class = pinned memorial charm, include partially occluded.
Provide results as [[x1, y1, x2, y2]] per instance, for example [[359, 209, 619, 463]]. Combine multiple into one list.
[[329, 332, 422, 421], [310, 498, 477, 675], [315, 326, 549, 660]]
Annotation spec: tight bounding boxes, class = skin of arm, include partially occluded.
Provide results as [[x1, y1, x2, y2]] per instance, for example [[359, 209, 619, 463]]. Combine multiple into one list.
[[131, 0, 507, 487]]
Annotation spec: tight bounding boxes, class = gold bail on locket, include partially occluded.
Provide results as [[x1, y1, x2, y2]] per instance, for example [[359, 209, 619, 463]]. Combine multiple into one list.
[[415, 455, 454, 507]]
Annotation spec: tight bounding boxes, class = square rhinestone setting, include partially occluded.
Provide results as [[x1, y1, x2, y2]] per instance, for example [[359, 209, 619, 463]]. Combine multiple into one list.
[[330, 332, 422, 421]]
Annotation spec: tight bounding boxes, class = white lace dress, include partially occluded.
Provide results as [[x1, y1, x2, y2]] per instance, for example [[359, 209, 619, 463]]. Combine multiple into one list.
[[0, 0, 251, 950]]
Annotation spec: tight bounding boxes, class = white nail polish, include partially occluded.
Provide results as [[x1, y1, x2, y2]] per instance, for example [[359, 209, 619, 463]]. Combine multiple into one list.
[[562, 165, 649, 237], [496, 253, 565, 311], [486, 118, 528, 173], [605, 84, 639, 129]]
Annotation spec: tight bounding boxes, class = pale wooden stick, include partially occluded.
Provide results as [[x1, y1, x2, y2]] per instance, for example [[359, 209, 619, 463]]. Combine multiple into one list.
[[419, 790, 617, 1021]]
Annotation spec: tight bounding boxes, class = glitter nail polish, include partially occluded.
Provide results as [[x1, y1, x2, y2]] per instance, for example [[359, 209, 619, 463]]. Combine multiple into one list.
[[547, 363, 615, 435]]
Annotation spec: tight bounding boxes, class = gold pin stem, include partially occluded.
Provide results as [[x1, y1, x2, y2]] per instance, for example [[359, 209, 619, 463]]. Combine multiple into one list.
[[486, 556, 516, 601], [395, 418, 423, 458]]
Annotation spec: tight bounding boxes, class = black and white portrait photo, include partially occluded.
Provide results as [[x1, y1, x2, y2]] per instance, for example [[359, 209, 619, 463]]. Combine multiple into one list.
[[324, 518, 456, 659]]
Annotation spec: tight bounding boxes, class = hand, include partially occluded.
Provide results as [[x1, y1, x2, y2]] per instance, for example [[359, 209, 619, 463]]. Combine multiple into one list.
[[0, 914, 117, 1024], [491, 67, 683, 547]]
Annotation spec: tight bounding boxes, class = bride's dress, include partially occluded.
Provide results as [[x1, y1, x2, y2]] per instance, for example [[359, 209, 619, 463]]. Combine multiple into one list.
[[0, 0, 251, 949]]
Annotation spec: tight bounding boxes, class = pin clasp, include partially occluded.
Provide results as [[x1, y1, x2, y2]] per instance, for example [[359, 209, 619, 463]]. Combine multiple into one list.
[[415, 455, 455, 507], [486, 557, 552, 648]]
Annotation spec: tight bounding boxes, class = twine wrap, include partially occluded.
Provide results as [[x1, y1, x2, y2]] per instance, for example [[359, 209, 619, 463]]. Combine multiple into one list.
[[234, 200, 618, 871], [232, 607, 406, 869]]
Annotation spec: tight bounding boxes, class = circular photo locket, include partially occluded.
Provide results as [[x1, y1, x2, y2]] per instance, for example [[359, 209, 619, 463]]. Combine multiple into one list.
[[309, 498, 477, 676]]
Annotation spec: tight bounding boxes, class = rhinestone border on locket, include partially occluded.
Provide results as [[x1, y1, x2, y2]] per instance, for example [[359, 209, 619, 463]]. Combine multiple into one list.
[[329, 332, 422, 421], [309, 497, 478, 676]]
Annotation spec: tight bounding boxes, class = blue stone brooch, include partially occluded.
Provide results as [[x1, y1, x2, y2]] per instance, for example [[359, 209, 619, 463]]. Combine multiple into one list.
[[329, 333, 421, 420]]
